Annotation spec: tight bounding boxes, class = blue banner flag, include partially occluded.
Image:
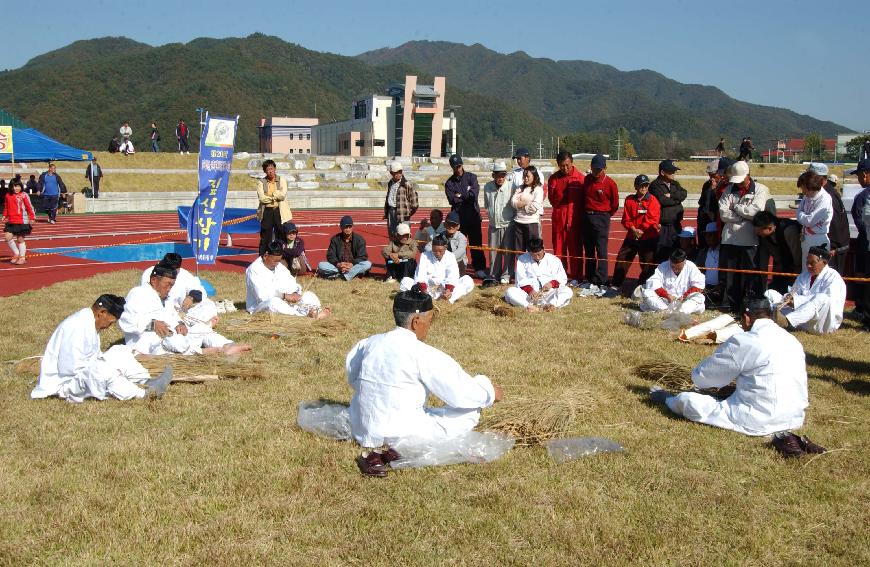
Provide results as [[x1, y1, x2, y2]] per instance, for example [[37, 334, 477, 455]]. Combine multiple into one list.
[[190, 113, 239, 264]]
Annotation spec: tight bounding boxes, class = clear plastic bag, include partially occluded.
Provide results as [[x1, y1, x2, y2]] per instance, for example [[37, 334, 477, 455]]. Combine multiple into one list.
[[296, 400, 351, 440], [545, 437, 625, 463], [388, 431, 515, 469], [660, 311, 693, 331], [623, 311, 643, 328]]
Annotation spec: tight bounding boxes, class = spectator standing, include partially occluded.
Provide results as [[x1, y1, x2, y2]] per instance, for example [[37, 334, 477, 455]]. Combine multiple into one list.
[[547, 150, 585, 283], [806, 163, 849, 274], [715, 137, 726, 157], [483, 162, 515, 283], [255, 159, 292, 255], [383, 161, 418, 235], [176, 119, 190, 154], [846, 159, 870, 327], [445, 154, 486, 276], [795, 171, 833, 268], [611, 174, 660, 290], [697, 159, 721, 237], [25, 174, 38, 197], [510, 166, 545, 257], [85, 157, 103, 199], [38, 163, 66, 224], [648, 159, 687, 262], [862, 139, 870, 161], [580, 154, 619, 286], [118, 122, 134, 155], [150, 123, 160, 152]]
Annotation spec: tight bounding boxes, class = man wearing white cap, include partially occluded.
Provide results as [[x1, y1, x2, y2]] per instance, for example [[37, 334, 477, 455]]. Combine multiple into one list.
[[381, 222, 417, 282], [718, 160, 770, 313], [383, 161, 418, 236], [795, 169, 833, 268], [483, 161, 515, 283]]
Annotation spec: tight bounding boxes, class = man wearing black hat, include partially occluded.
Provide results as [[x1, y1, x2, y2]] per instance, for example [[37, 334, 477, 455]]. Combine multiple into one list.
[[140, 252, 207, 312], [318, 215, 371, 281], [347, 284, 503, 476], [612, 174, 661, 290], [31, 294, 171, 402], [443, 211, 468, 272], [648, 159, 688, 262], [510, 147, 532, 193], [848, 159, 870, 326], [120, 264, 193, 355], [697, 159, 725, 234], [444, 154, 486, 275]]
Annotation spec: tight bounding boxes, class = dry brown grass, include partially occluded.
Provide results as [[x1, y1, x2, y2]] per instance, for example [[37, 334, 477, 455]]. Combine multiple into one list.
[[0, 269, 868, 566], [478, 387, 595, 445]]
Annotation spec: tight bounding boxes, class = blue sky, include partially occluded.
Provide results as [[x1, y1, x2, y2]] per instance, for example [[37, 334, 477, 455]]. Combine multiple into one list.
[[4, 0, 867, 131]]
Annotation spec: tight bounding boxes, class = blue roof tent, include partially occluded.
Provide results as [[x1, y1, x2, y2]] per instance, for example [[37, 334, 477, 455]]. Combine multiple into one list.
[[0, 127, 93, 162]]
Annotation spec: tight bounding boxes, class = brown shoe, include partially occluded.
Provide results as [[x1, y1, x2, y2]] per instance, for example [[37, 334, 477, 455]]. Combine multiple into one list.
[[772, 432, 804, 458], [379, 447, 401, 465], [356, 452, 388, 478], [797, 435, 827, 454]]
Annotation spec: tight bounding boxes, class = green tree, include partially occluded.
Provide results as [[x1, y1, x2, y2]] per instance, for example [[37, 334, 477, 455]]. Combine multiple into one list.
[[803, 133, 823, 161], [844, 134, 870, 160], [637, 132, 665, 160]]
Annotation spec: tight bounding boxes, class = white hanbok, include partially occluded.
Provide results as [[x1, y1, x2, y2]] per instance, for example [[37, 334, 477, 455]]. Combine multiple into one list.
[[505, 252, 572, 309], [245, 256, 321, 316], [796, 189, 832, 267], [119, 284, 201, 355], [399, 250, 474, 304], [666, 319, 808, 436], [641, 259, 706, 314], [141, 266, 207, 311], [31, 308, 151, 402], [764, 265, 846, 334], [182, 300, 233, 348], [346, 326, 497, 448]]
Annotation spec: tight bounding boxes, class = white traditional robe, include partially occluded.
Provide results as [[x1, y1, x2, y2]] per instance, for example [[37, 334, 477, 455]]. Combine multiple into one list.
[[399, 250, 474, 304], [31, 308, 150, 402], [764, 265, 846, 334], [641, 260, 706, 314], [505, 252, 572, 309], [796, 189, 833, 267], [346, 326, 496, 448], [119, 284, 200, 355], [245, 256, 321, 316], [182, 300, 233, 348], [666, 319, 808, 436], [141, 266, 207, 311]]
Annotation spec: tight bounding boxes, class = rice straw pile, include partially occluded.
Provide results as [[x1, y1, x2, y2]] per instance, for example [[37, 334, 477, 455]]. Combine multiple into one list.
[[136, 354, 268, 381], [633, 361, 694, 391], [477, 387, 593, 445], [228, 313, 349, 337], [469, 295, 515, 318]]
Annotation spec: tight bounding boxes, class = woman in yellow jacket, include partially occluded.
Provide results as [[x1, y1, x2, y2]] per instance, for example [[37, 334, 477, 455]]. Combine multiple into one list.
[[256, 159, 293, 255]]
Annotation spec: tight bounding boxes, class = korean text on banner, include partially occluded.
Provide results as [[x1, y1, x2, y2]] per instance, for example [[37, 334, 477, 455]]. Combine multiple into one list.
[[191, 115, 238, 264], [0, 126, 14, 154]]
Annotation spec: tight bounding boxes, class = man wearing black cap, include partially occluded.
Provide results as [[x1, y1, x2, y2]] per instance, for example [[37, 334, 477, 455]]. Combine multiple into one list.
[[510, 147, 532, 192], [140, 252, 207, 312], [318, 215, 371, 281], [649, 297, 809, 437], [697, 159, 724, 234], [31, 294, 171, 402], [443, 210, 468, 272], [444, 154, 486, 275], [612, 174, 660, 290], [120, 264, 193, 355], [648, 159, 687, 262], [347, 284, 503, 476], [848, 159, 870, 326], [580, 154, 619, 285]]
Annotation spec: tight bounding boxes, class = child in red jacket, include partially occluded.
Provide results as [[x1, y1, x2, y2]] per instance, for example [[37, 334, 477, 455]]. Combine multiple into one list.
[[2, 179, 35, 264]]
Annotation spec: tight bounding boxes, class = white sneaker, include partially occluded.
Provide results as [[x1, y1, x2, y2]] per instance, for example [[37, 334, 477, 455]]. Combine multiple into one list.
[[500, 274, 510, 285], [384, 276, 395, 283]]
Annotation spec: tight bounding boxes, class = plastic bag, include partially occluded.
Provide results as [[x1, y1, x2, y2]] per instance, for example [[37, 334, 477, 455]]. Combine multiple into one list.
[[545, 437, 625, 463], [297, 400, 352, 440], [388, 431, 515, 469], [660, 311, 693, 331]]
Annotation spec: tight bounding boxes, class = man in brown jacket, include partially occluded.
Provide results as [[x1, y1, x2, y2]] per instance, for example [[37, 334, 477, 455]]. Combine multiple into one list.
[[256, 159, 293, 255], [384, 161, 418, 236]]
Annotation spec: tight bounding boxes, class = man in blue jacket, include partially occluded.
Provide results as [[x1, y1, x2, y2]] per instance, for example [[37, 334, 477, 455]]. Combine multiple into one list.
[[38, 163, 67, 224]]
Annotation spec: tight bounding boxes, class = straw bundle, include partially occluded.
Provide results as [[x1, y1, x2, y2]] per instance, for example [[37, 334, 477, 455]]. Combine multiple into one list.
[[477, 387, 592, 445], [469, 295, 515, 318], [137, 354, 268, 381], [633, 361, 694, 391], [10, 356, 42, 376], [228, 313, 349, 337]]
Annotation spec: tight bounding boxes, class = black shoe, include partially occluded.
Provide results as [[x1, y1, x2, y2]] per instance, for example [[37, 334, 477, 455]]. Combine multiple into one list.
[[771, 431, 804, 458], [649, 387, 673, 405], [797, 435, 827, 454], [356, 452, 388, 477]]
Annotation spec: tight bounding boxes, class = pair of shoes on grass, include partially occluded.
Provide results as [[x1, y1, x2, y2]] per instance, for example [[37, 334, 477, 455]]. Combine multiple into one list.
[[356, 447, 402, 477], [771, 431, 826, 458]]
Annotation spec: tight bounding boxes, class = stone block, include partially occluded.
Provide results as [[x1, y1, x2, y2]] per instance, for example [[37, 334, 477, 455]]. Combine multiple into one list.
[[353, 182, 370, 189], [334, 156, 356, 165], [298, 173, 316, 181], [314, 161, 335, 170], [531, 160, 552, 167], [418, 164, 438, 172], [323, 172, 348, 181], [235, 151, 250, 160], [393, 156, 413, 166], [404, 172, 426, 182], [338, 183, 354, 189], [366, 172, 388, 181], [340, 163, 369, 172], [418, 184, 439, 191], [298, 181, 320, 190], [368, 164, 387, 172], [280, 174, 297, 183], [293, 160, 307, 170], [430, 157, 449, 165], [247, 159, 263, 170], [275, 162, 292, 170]]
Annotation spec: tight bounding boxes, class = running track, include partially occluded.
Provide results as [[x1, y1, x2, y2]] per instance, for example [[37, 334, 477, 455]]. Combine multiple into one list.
[[1, 208, 697, 297]]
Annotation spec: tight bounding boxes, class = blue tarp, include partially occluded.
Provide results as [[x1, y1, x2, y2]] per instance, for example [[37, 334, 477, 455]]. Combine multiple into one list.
[[0, 127, 93, 162], [177, 206, 260, 234]]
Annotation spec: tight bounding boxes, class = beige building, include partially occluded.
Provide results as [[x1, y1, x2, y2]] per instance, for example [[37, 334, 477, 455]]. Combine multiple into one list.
[[311, 75, 456, 158], [257, 117, 319, 154]]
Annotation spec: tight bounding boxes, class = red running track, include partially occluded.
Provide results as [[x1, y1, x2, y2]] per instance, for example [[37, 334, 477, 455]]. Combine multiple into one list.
[[0, 208, 700, 297]]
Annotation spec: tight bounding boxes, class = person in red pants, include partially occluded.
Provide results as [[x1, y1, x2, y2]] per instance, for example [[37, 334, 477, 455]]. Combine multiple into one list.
[[547, 151, 585, 283]]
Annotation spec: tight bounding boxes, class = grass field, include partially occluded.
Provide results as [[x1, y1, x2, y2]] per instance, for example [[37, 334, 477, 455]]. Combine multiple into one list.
[[1, 270, 868, 565]]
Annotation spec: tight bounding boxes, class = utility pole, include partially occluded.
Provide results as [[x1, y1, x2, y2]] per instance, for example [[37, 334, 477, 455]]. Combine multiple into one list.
[[614, 130, 622, 161], [556, 136, 560, 154], [537, 139, 544, 159], [509, 140, 515, 160]]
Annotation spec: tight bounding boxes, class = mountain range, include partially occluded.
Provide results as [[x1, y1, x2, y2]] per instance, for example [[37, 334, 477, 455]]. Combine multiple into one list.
[[0, 34, 847, 156]]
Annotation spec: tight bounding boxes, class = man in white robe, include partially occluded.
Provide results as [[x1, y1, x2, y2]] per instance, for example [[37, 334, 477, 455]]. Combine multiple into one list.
[[399, 234, 474, 304], [31, 294, 171, 402], [640, 249, 707, 314], [505, 237, 572, 312], [650, 297, 808, 436], [765, 246, 846, 334], [347, 285, 503, 475], [140, 252, 208, 312], [246, 241, 328, 318]]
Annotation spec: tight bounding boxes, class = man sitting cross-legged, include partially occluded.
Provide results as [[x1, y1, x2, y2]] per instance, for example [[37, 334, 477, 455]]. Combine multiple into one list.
[[639, 249, 706, 315], [650, 297, 809, 437], [246, 241, 330, 318], [346, 284, 503, 476], [399, 234, 474, 304], [31, 294, 171, 402], [505, 237, 573, 312]]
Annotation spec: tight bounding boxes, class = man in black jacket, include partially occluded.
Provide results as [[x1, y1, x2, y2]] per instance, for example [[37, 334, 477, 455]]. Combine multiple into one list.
[[648, 159, 687, 262], [317, 215, 372, 280], [753, 211, 801, 294]]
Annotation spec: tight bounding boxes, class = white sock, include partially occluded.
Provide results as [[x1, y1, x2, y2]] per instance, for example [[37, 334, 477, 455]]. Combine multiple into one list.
[[6, 239, 19, 256], [18, 241, 26, 257]]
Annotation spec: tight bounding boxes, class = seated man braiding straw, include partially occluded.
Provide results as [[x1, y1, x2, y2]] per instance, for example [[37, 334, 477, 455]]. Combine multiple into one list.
[[246, 241, 330, 319], [638, 249, 706, 315], [399, 234, 474, 304], [505, 237, 573, 312]]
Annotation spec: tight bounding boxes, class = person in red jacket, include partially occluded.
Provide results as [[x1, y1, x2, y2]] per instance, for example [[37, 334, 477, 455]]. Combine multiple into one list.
[[2, 179, 36, 264], [612, 174, 661, 290], [581, 154, 620, 285], [547, 150, 585, 282]]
